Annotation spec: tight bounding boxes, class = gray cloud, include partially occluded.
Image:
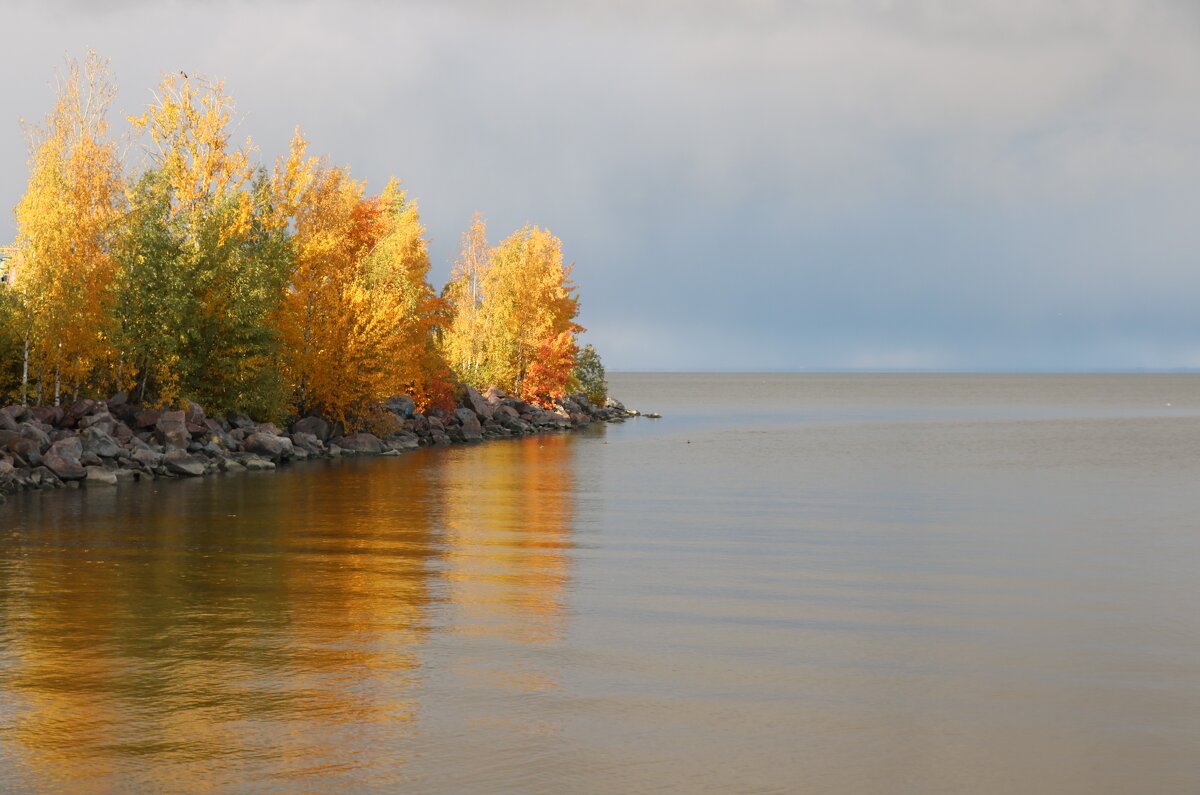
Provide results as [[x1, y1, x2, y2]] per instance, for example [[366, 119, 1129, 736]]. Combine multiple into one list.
[[2, 0, 1199, 369]]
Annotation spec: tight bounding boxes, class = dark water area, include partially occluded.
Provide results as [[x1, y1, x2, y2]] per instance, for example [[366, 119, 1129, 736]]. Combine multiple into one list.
[[2, 373, 1199, 793]]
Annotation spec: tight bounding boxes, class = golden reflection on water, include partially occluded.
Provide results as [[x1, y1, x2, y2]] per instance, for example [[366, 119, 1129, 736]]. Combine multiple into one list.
[[0, 435, 576, 792]]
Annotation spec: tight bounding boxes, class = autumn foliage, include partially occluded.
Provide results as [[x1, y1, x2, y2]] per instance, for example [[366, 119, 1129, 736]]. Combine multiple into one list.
[[2, 55, 597, 424]]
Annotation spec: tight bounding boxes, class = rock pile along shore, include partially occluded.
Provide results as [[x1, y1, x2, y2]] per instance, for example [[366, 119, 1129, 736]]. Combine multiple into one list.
[[0, 386, 644, 501]]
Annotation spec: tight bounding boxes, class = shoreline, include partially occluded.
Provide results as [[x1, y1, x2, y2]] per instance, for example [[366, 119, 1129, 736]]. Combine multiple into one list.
[[0, 386, 648, 504]]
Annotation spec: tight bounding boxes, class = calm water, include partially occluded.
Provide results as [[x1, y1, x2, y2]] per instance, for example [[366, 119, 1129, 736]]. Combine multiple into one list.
[[2, 373, 1200, 793]]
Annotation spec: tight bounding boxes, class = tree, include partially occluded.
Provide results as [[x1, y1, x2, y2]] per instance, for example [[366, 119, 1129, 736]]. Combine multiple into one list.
[[573, 343, 607, 406], [442, 213, 490, 384], [12, 52, 125, 405], [477, 225, 582, 404], [120, 72, 289, 414]]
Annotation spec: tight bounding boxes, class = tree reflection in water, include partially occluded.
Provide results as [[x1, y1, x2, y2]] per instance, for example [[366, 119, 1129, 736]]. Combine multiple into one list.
[[0, 435, 577, 792]]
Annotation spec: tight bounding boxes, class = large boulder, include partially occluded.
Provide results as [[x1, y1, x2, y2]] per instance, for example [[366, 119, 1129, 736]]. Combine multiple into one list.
[[131, 449, 163, 470], [464, 386, 494, 421], [43, 452, 86, 481], [47, 436, 82, 461], [0, 411, 17, 433], [19, 422, 51, 452], [163, 449, 205, 477], [84, 466, 118, 487], [244, 432, 292, 462], [81, 427, 123, 459], [338, 432, 383, 455], [78, 411, 115, 433], [155, 410, 189, 450], [135, 410, 160, 430], [31, 406, 64, 427], [453, 408, 483, 442], [290, 431, 325, 456], [0, 430, 21, 452], [385, 395, 416, 419], [293, 415, 330, 443]]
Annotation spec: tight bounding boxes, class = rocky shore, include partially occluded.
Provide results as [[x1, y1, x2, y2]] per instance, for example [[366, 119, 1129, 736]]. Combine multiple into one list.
[[0, 386, 644, 502]]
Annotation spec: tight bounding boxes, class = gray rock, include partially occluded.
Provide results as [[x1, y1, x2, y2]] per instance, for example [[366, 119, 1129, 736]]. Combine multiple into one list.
[[43, 452, 86, 481], [292, 415, 330, 442], [453, 408, 483, 441], [245, 433, 292, 462], [84, 466, 118, 486], [163, 449, 205, 477], [131, 449, 163, 469], [48, 435, 83, 461], [20, 422, 51, 452], [464, 386, 494, 420], [339, 432, 383, 454], [81, 427, 123, 459], [242, 456, 275, 471], [290, 431, 325, 456], [385, 395, 416, 418], [155, 410, 189, 449]]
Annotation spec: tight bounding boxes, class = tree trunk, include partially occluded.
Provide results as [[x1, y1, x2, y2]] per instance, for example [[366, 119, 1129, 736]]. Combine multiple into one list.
[[20, 331, 29, 406]]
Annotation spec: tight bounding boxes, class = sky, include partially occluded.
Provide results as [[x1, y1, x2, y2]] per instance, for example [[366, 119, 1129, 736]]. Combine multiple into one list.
[[2, 0, 1199, 371]]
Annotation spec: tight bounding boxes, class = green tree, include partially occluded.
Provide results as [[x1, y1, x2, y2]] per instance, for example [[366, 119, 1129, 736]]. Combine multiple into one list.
[[573, 343, 607, 405]]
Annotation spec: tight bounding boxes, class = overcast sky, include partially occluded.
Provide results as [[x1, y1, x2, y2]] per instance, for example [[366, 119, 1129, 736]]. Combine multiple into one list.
[[2, 1, 1199, 370]]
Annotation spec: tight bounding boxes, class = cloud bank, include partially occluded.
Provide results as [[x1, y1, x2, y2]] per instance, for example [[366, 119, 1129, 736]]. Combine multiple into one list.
[[2, 0, 1198, 369]]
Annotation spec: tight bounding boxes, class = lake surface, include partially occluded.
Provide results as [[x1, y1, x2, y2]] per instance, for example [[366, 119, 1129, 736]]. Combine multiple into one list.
[[2, 373, 1199, 793]]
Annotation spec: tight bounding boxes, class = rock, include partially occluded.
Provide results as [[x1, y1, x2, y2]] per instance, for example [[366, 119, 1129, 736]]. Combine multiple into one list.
[[64, 398, 99, 427], [220, 458, 246, 472], [0, 411, 17, 433], [465, 386, 494, 420], [163, 449, 205, 477], [0, 430, 21, 452], [81, 427, 123, 459], [605, 397, 626, 412], [31, 406, 63, 427], [184, 400, 206, 427], [47, 436, 83, 461], [155, 410, 189, 450], [80, 451, 103, 467], [290, 431, 325, 456], [107, 391, 128, 409], [453, 408, 483, 442], [494, 405, 519, 420], [78, 411, 115, 433], [113, 468, 138, 482], [131, 449, 162, 469], [19, 422, 51, 452], [339, 432, 383, 455], [644, 412, 662, 419], [226, 412, 256, 430], [385, 395, 416, 418], [84, 466, 118, 486], [255, 422, 283, 437], [1, 404, 29, 424], [244, 433, 292, 462], [135, 410, 160, 429], [112, 422, 134, 444], [383, 431, 420, 452], [9, 438, 42, 467], [242, 456, 275, 471], [43, 452, 86, 481], [292, 415, 330, 443]]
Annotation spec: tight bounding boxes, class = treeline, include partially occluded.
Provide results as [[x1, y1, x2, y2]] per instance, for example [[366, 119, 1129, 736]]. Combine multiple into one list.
[[0, 53, 607, 427]]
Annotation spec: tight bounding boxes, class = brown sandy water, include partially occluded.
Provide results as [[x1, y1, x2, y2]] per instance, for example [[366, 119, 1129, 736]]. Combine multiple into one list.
[[1, 373, 1199, 793]]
